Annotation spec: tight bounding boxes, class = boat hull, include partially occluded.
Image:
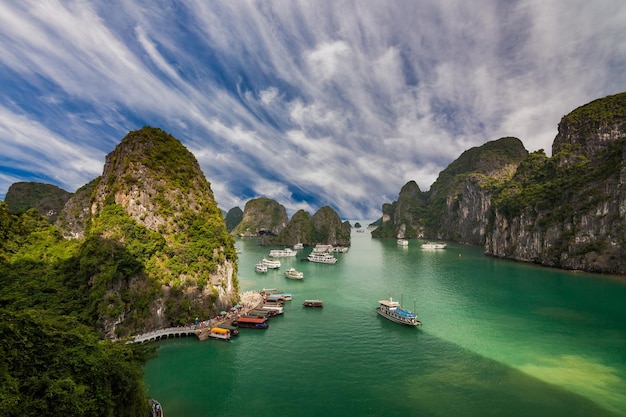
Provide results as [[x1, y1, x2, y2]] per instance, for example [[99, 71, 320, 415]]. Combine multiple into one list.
[[376, 308, 421, 326]]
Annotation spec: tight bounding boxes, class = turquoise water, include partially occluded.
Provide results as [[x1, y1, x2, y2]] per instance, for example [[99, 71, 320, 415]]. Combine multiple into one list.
[[144, 226, 626, 417]]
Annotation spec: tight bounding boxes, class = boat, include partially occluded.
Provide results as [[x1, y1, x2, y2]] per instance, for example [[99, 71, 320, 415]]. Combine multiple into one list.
[[331, 246, 348, 252], [149, 399, 163, 417], [217, 324, 239, 336], [262, 258, 281, 269], [397, 239, 409, 246], [208, 327, 231, 340], [261, 304, 284, 315], [270, 293, 292, 301], [312, 244, 333, 253], [232, 316, 269, 329], [269, 248, 298, 257], [376, 295, 421, 326], [255, 262, 268, 273], [293, 243, 304, 250], [284, 267, 304, 280], [420, 242, 447, 249], [307, 252, 338, 264], [303, 299, 323, 307]]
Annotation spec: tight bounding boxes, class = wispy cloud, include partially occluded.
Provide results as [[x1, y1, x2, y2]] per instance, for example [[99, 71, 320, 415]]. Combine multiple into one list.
[[1, 0, 625, 219]]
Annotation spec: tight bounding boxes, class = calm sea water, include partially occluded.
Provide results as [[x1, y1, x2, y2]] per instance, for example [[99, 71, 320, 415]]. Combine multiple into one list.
[[144, 225, 626, 417]]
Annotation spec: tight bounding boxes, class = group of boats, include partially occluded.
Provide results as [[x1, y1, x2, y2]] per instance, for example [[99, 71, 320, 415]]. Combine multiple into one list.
[[396, 239, 448, 249], [254, 243, 342, 276]]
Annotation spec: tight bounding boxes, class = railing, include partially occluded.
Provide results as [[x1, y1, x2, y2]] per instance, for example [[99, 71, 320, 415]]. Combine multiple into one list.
[[130, 326, 198, 343]]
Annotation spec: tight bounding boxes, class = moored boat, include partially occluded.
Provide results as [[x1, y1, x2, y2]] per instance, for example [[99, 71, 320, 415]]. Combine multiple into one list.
[[293, 243, 304, 250], [397, 239, 409, 246], [284, 267, 304, 280], [255, 262, 268, 273], [376, 295, 421, 326], [303, 299, 323, 307], [232, 316, 269, 329], [270, 293, 292, 301], [208, 327, 231, 340], [420, 242, 446, 249], [262, 258, 281, 269], [307, 252, 337, 264], [269, 248, 297, 257]]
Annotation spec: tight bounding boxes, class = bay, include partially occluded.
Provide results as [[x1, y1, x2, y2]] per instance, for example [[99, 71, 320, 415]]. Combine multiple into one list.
[[144, 225, 626, 417]]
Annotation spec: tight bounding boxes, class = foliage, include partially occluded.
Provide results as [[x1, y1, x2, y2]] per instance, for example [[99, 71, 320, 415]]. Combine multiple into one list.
[[0, 309, 154, 417], [4, 182, 71, 221]]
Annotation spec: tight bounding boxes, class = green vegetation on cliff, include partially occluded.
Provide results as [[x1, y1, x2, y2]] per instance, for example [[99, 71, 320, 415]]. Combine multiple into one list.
[[5, 182, 71, 222]]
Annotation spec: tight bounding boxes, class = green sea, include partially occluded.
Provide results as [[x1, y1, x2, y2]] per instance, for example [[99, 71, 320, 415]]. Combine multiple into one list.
[[144, 225, 626, 417]]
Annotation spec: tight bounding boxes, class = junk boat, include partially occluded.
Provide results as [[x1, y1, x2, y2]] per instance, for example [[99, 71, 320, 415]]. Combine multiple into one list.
[[255, 262, 268, 273], [284, 267, 304, 280], [303, 299, 324, 307], [376, 295, 421, 326]]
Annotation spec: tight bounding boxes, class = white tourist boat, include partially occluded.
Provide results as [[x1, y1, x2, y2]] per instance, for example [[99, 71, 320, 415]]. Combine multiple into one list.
[[307, 252, 338, 264], [284, 267, 304, 280], [420, 242, 447, 249], [262, 258, 281, 269], [397, 239, 409, 246], [312, 244, 334, 253], [255, 262, 268, 273], [293, 243, 304, 250], [269, 248, 298, 257], [376, 295, 421, 327]]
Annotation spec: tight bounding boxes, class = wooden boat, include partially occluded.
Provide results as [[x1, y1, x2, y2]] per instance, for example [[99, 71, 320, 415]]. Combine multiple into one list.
[[303, 299, 323, 307], [232, 316, 269, 329]]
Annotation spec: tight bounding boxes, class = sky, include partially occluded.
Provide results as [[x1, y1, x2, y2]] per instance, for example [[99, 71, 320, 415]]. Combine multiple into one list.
[[1, 1, 625, 220]]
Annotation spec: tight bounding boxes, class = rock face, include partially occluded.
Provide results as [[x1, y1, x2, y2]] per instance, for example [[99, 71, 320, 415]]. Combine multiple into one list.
[[55, 178, 99, 239], [373, 137, 528, 245], [485, 93, 626, 274], [278, 209, 313, 246], [310, 206, 351, 246], [225, 206, 243, 232], [85, 127, 238, 336], [375, 92, 626, 275], [4, 182, 71, 222], [232, 197, 289, 240]]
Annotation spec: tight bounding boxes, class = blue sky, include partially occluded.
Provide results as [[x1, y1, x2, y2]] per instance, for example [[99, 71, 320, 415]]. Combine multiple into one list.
[[1, 1, 625, 219]]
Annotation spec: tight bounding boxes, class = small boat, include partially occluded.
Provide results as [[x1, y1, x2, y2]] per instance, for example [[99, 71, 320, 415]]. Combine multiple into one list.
[[285, 267, 304, 280], [262, 258, 281, 269], [420, 242, 446, 249], [331, 246, 348, 252], [293, 243, 304, 250], [149, 399, 163, 417], [218, 324, 239, 336], [270, 293, 292, 301], [208, 327, 231, 340], [269, 248, 298, 257], [397, 239, 409, 246], [376, 295, 421, 326], [303, 299, 323, 307], [255, 262, 268, 273], [261, 304, 284, 315], [306, 252, 338, 264]]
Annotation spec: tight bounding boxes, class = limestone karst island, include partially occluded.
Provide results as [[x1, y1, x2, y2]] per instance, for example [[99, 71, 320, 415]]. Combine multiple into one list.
[[2, 92, 626, 416]]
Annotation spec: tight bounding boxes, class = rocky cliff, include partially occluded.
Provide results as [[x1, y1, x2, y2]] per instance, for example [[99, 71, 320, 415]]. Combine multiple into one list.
[[232, 197, 289, 243], [373, 137, 527, 245], [375, 92, 626, 275], [5, 182, 71, 222], [310, 206, 351, 246], [486, 93, 626, 274]]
